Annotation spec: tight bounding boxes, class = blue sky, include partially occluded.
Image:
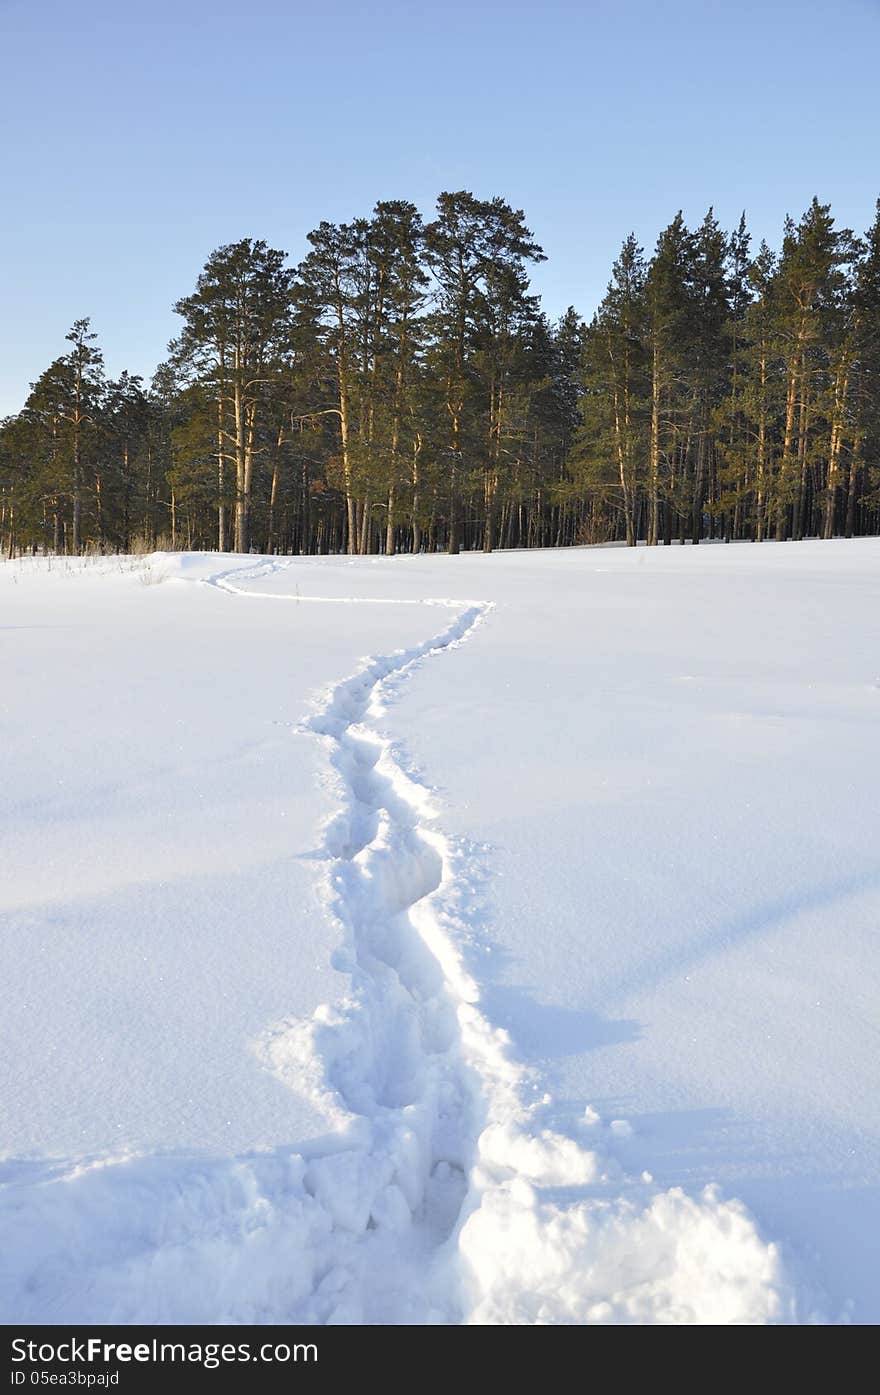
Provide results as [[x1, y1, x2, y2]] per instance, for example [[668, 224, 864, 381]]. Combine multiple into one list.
[[1, 0, 879, 415]]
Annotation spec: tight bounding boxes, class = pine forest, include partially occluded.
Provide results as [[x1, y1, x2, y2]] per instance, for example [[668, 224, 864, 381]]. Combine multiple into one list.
[[3, 192, 880, 557]]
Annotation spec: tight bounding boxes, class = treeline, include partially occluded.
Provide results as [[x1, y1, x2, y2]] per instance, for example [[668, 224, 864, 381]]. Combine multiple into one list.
[[2, 191, 880, 558]]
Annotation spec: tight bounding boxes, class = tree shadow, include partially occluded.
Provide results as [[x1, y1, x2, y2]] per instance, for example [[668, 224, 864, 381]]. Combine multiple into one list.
[[482, 981, 641, 1058], [595, 869, 880, 1003]]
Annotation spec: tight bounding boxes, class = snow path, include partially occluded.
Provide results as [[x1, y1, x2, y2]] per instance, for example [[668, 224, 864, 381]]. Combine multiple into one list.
[[236, 564, 498, 1321], [203, 555, 471, 608], [0, 554, 808, 1324]]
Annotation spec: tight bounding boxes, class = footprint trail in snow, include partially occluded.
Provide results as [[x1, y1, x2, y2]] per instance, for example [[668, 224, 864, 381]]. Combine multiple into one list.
[[258, 594, 496, 1322]]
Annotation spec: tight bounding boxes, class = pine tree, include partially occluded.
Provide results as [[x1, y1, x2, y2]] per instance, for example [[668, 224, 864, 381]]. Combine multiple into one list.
[[848, 201, 880, 535], [424, 192, 544, 552], [295, 221, 367, 554], [772, 200, 856, 539], [716, 242, 778, 540], [645, 215, 695, 544], [64, 320, 105, 552], [173, 240, 294, 553], [689, 210, 731, 541], [365, 201, 429, 554], [569, 238, 648, 543]]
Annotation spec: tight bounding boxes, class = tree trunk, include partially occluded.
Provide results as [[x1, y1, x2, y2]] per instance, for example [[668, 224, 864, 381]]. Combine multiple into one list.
[[777, 335, 803, 541], [612, 378, 635, 546], [648, 341, 660, 545], [691, 414, 706, 543], [232, 349, 248, 553], [411, 433, 422, 553], [448, 409, 460, 556], [217, 392, 227, 552], [385, 485, 395, 556], [756, 340, 768, 542], [359, 495, 371, 555], [267, 424, 285, 553], [793, 387, 810, 540], [823, 355, 849, 540], [844, 420, 863, 538]]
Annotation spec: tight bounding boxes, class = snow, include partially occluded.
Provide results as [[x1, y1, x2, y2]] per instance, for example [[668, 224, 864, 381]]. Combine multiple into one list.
[[2, 539, 879, 1324]]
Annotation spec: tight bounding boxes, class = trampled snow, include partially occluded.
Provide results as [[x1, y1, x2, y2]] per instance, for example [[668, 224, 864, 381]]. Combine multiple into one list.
[[2, 541, 878, 1323]]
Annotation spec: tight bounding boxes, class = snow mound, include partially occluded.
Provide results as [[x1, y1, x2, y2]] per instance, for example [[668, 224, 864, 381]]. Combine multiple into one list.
[[459, 1180, 793, 1325]]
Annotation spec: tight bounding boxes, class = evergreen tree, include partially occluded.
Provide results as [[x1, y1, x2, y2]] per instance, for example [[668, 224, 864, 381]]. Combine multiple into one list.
[[645, 215, 695, 544], [571, 235, 648, 545], [848, 201, 880, 535], [772, 200, 856, 540], [173, 240, 294, 553], [424, 192, 544, 552], [688, 210, 731, 541]]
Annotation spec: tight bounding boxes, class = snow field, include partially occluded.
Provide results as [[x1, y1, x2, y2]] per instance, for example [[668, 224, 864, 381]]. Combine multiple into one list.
[[6, 544, 872, 1322]]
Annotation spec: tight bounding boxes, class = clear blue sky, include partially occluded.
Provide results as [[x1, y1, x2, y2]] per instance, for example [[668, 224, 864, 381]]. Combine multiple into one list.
[[1, 0, 879, 415]]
